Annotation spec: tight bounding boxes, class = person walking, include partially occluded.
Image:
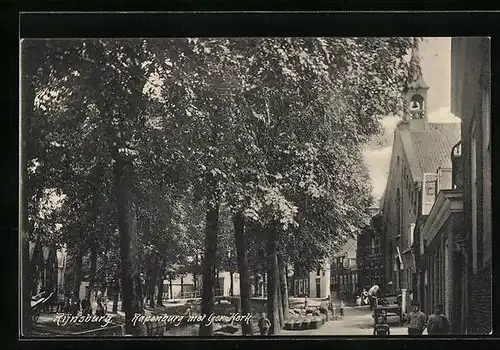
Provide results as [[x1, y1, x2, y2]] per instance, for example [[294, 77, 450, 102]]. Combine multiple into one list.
[[327, 295, 334, 312], [407, 301, 427, 335], [339, 300, 345, 317], [304, 296, 308, 310], [368, 285, 380, 310], [427, 304, 450, 336]]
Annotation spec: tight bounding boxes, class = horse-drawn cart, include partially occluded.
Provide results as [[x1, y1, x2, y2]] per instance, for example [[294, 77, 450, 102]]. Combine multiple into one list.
[[373, 295, 403, 326], [373, 308, 390, 335]]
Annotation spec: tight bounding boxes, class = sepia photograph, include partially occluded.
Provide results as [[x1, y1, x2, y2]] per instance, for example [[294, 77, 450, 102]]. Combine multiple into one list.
[[20, 35, 491, 337]]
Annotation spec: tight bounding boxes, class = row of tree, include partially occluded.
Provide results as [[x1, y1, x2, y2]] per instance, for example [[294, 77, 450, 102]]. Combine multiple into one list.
[[21, 37, 416, 336]]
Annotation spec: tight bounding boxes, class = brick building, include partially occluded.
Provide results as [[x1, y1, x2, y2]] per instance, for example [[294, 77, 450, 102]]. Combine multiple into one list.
[[357, 208, 385, 292], [331, 239, 358, 300], [381, 41, 461, 299], [450, 37, 491, 334], [416, 170, 465, 334]]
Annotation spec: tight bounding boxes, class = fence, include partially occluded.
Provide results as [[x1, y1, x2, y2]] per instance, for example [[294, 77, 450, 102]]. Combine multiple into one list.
[[178, 291, 200, 299]]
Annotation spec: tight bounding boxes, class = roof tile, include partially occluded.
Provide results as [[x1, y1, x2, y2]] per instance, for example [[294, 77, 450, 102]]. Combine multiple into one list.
[[400, 120, 461, 179]]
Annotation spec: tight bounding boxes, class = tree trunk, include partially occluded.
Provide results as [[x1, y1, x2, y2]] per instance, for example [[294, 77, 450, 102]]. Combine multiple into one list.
[[285, 265, 290, 300], [193, 252, 199, 293], [156, 278, 164, 306], [277, 277, 284, 329], [89, 239, 98, 301], [278, 255, 289, 319], [114, 154, 146, 336], [233, 212, 253, 335], [266, 225, 280, 335], [72, 245, 84, 302], [169, 277, 173, 300], [198, 173, 220, 336], [101, 246, 109, 296], [156, 259, 166, 306], [46, 247, 58, 293], [229, 272, 234, 296], [148, 255, 158, 308], [112, 279, 119, 313], [144, 258, 152, 305], [180, 276, 184, 298]]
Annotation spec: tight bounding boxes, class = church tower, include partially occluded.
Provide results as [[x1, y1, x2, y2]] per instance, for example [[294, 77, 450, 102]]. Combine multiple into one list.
[[403, 38, 430, 121]]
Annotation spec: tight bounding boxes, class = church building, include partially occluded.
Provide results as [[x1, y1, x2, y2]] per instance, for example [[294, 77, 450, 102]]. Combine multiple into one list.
[[380, 40, 461, 302]]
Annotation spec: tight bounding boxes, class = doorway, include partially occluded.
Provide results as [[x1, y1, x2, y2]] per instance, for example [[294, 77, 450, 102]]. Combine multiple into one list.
[[316, 279, 321, 298]]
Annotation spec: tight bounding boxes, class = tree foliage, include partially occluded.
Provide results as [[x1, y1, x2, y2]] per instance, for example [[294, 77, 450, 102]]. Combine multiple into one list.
[[21, 37, 415, 336]]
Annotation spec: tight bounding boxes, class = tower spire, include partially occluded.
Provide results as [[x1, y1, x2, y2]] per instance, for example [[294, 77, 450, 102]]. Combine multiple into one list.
[[404, 38, 430, 121], [406, 38, 429, 90]]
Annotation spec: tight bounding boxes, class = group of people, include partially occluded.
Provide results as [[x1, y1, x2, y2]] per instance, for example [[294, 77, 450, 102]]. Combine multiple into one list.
[[407, 301, 450, 335], [57, 292, 107, 317]]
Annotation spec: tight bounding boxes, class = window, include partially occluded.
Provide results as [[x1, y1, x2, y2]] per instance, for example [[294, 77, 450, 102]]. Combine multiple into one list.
[[426, 182, 435, 196], [298, 280, 304, 294], [409, 223, 415, 246], [343, 258, 349, 268], [410, 94, 424, 110], [471, 120, 478, 273], [304, 279, 309, 295]]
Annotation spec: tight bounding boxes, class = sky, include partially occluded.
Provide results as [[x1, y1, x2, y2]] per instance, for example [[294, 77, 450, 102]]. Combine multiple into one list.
[[362, 37, 461, 204]]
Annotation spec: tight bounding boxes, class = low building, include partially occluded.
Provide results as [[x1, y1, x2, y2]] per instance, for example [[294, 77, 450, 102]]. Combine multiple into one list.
[[163, 272, 239, 299], [291, 259, 331, 299], [331, 239, 358, 300], [358, 209, 385, 292], [417, 172, 465, 333]]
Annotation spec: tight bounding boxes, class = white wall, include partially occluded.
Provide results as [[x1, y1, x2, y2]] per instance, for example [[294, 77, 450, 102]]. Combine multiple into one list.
[[308, 262, 331, 299], [79, 281, 89, 301], [220, 271, 240, 296]]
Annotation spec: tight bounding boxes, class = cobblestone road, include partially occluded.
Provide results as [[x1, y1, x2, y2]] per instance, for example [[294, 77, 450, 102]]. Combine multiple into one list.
[[281, 305, 428, 336]]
